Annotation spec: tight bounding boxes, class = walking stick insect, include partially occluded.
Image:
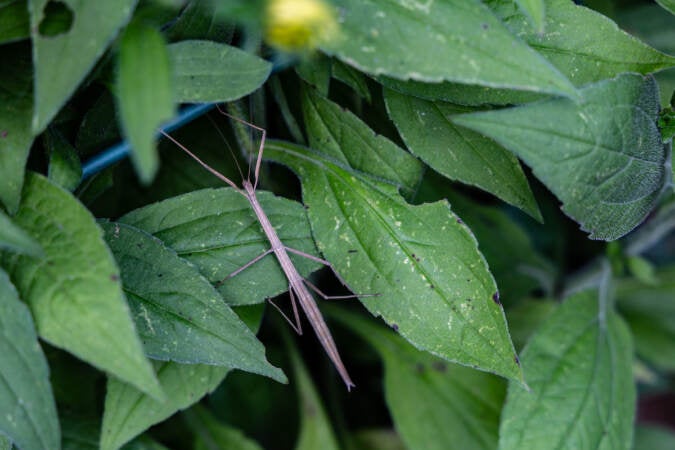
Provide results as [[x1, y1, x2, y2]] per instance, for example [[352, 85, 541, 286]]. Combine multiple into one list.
[[160, 106, 376, 391]]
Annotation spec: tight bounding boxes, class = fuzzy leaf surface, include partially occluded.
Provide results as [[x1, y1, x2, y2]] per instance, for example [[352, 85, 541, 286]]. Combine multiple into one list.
[[453, 74, 668, 240], [0, 210, 42, 257], [2, 173, 162, 400]]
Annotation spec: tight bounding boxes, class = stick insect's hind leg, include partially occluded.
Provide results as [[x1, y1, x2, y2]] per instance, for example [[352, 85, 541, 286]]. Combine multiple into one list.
[[284, 247, 381, 298], [215, 248, 274, 287], [268, 285, 303, 335]]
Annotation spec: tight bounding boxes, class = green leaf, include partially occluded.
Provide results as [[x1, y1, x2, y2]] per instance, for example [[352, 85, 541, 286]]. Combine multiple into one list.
[[616, 266, 675, 371], [186, 405, 263, 450], [656, 0, 675, 15], [117, 21, 175, 184], [2, 173, 163, 400], [301, 88, 423, 193], [119, 188, 321, 306], [634, 425, 675, 450], [29, 0, 137, 133], [0, 436, 10, 450], [504, 299, 556, 350], [101, 361, 229, 450], [322, 0, 577, 98], [453, 74, 669, 241], [0, 268, 60, 450], [45, 127, 82, 191], [499, 290, 635, 450], [0, 0, 29, 44], [329, 307, 505, 450], [0, 42, 33, 213], [0, 210, 43, 257], [384, 89, 541, 219], [62, 416, 99, 450], [352, 430, 406, 450], [168, 40, 272, 103], [490, 0, 675, 87], [166, 0, 233, 42], [296, 55, 331, 96], [515, 0, 545, 33], [265, 140, 522, 383], [100, 221, 285, 382], [285, 334, 339, 450]]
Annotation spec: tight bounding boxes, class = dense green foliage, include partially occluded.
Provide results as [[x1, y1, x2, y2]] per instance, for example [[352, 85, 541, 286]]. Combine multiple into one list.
[[1, 0, 675, 449]]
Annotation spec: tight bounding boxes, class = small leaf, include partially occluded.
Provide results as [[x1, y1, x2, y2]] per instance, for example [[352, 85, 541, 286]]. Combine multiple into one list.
[[499, 290, 635, 450], [453, 74, 669, 240], [0, 210, 43, 257], [296, 55, 331, 96], [0, 0, 29, 44], [266, 140, 522, 383], [285, 333, 339, 450], [329, 306, 505, 450], [301, 88, 423, 193], [0, 42, 33, 213], [166, 0, 233, 42], [322, 0, 577, 98], [0, 268, 60, 450], [29, 0, 137, 133], [2, 173, 163, 400], [331, 59, 372, 103], [185, 405, 263, 450], [100, 221, 285, 381], [117, 21, 175, 183], [616, 266, 675, 371], [62, 416, 99, 450], [44, 127, 82, 191], [169, 40, 271, 103], [384, 88, 541, 219], [100, 361, 229, 450], [120, 188, 321, 306]]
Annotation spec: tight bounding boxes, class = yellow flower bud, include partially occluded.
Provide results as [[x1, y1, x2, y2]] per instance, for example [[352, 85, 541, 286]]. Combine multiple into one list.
[[264, 0, 339, 52]]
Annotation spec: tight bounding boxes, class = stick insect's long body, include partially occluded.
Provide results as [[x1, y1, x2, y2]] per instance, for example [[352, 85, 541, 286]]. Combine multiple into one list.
[[160, 127, 356, 390], [243, 180, 355, 390]]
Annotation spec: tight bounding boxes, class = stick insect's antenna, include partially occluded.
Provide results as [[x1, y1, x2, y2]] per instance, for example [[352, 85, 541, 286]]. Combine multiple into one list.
[[215, 104, 267, 191], [204, 112, 246, 183], [159, 130, 242, 193]]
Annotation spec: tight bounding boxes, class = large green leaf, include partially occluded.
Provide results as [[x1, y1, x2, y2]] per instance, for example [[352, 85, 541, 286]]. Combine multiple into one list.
[[101, 361, 228, 450], [322, 0, 577, 98], [119, 188, 320, 306], [2, 173, 162, 400], [117, 21, 175, 184], [453, 74, 668, 241], [0, 42, 32, 213], [656, 0, 675, 15], [499, 289, 635, 450], [169, 40, 272, 103], [330, 307, 505, 450], [0, 268, 59, 450], [29, 0, 137, 133], [265, 140, 522, 383], [100, 221, 285, 381], [616, 266, 675, 372], [0, 0, 29, 44], [384, 89, 540, 219], [0, 210, 42, 257]]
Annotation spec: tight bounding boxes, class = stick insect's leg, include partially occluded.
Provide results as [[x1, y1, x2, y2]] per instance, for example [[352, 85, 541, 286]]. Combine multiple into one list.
[[303, 278, 375, 300], [268, 285, 303, 335], [215, 248, 274, 287]]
